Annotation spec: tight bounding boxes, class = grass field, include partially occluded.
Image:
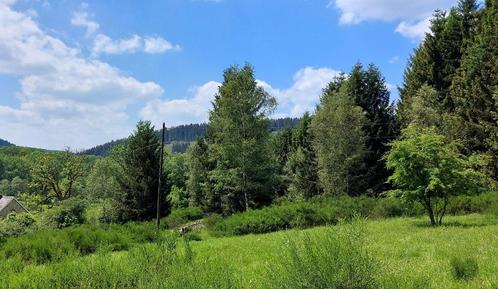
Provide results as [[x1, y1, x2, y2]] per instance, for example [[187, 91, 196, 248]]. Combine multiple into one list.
[[1, 214, 498, 288]]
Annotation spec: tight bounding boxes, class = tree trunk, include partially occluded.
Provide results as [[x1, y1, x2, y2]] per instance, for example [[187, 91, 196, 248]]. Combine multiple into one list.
[[425, 197, 437, 226]]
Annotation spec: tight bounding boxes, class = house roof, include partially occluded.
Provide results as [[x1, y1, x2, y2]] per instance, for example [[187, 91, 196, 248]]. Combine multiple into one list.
[[0, 196, 28, 213]]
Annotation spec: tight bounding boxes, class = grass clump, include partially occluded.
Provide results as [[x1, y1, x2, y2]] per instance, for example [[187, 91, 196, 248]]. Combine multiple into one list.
[[268, 218, 378, 289], [450, 256, 479, 281]]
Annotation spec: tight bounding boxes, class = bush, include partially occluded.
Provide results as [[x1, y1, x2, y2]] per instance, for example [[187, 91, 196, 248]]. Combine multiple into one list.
[[161, 207, 204, 229], [0, 230, 77, 265], [207, 196, 417, 236], [41, 198, 87, 229], [0, 212, 36, 240], [450, 256, 479, 281]]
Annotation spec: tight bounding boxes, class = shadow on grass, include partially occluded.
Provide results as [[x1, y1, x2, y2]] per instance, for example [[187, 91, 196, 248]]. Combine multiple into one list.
[[412, 221, 489, 229]]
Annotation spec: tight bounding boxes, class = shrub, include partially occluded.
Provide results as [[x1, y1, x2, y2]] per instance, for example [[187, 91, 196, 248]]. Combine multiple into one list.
[[0, 212, 36, 240], [0, 230, 77, 265], [41, 198, 87, 229], [450, 256, 479, 281], [207, 196, 417, 236], [161, 207, 203, 229]]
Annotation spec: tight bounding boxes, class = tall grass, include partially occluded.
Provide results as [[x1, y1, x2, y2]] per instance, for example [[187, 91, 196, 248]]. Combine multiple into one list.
[[267, 218, 378, 289]]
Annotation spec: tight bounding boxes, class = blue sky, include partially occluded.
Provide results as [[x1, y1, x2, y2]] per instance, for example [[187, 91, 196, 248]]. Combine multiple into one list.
[[0, 0, 456, 150]]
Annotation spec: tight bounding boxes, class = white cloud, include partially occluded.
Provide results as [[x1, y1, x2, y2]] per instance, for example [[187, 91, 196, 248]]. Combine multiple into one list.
[[69, 3, 180, 56], [265, 67, 342, 117], [144, 37, 181, 53], [92, 34, 180, 56], [71, 10, 99, 37], [330, 0, 456, 39], [395, 17, 432, 40], [92, 34, 142, 55], [141, 67, 342, 128], [141, 81, 220, 127], [0, 1, 163, 149]]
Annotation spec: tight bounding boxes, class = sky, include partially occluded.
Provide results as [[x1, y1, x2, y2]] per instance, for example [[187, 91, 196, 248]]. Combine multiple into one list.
[[0, 0, 457, 150]]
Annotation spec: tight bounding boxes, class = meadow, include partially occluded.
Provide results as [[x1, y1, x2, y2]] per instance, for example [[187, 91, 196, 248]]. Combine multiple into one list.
[[1, 213, 497, 289]]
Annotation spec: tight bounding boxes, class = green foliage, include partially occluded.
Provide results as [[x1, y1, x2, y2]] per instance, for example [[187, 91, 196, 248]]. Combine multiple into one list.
[[114, 121, 167, 222], [1, 230, 78, 265], [84, 157, 121, 199], [186, 137, 210, 208], [161, 207, 204, 228], [40, 198, 87, 229], [208, 64, 277, 213], [207, 196, 422, 236], [167, 185, 189, 209], [385, 127, 487, 225], [0, 213, 36, 240], [30, 149, 85, 201], [450, 256, 479, 281], [343, 63, 398, 194], [284, 113, 320, 200], [268, 220, 378, 289], [311, 84, 367, 196]]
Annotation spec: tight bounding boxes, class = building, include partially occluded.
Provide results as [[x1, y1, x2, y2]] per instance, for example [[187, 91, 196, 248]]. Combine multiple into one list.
[[0, 196, 29, 218]]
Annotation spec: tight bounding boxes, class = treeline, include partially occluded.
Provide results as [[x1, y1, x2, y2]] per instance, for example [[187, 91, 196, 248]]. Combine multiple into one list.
[[82, 118, 299, 156]]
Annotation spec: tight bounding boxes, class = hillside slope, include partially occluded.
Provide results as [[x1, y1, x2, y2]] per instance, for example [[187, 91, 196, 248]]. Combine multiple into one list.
[[82, 117, 299, 156]]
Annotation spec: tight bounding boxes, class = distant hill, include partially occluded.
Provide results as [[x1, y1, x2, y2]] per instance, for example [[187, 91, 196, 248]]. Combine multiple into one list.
[[82, 117, 300, 156], [0, 138, 15, 147]]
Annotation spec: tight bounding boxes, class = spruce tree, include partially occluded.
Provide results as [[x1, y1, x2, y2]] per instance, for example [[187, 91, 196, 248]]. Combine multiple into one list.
[[344, 63, 397, 194], [285, 113, 320, 199], [115, 121, 167, 222], [208, 64, 276, 213], [451, 0, 498, 178]]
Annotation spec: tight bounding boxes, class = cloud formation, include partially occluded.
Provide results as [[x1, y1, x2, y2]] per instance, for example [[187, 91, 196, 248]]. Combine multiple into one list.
[[330, 0, 455, 40], [71, 10, 99, 37], [0, 0, 163, 149], [142, 67, 342, 128], [92, 34, 180, 56]]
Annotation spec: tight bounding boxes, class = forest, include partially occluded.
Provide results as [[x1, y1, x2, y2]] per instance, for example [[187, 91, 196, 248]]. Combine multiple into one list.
[[0, 0, 497, 288]]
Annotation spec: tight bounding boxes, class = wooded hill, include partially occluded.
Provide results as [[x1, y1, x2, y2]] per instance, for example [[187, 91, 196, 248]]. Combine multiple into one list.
[[0, 139, 14, 148], [82, 117, 299, 156]]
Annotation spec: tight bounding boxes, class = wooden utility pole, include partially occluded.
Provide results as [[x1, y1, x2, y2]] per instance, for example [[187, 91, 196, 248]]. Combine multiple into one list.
[[156, 122, 165, 231]]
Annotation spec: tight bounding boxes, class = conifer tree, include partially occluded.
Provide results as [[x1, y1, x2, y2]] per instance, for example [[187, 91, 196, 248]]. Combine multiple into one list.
[[344, 63, 397, 194], [115, 121, 168, 221]]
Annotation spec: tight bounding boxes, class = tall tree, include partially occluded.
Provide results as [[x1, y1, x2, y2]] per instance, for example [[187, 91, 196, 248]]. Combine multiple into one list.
[[208, 64, 277, 213], [186, 137, 210, 208], [285, 113, 320, 199], [311, 85, 367, 196], [345, 63, 397, 194], [114, 121, 167, 222], [31, 149, 84, 201], [399, 1, 480, 123], [450, 0, 498, 178]]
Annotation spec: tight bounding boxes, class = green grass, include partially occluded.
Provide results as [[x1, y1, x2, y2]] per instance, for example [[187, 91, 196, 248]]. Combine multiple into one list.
[[1, 214, 498, 288]]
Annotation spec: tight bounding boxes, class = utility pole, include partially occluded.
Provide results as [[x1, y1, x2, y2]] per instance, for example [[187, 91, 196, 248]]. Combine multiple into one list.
[[156, 122, 165, 231]]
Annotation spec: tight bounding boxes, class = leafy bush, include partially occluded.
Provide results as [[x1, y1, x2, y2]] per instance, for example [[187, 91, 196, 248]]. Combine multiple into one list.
[[451, 256, 479, 281], [0, 212, 36, 240], [161, 207, 203, 228], [207, 196, 418, 236], [268, 219, 378, 289], [41, 198, 87, 229]]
